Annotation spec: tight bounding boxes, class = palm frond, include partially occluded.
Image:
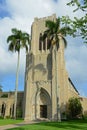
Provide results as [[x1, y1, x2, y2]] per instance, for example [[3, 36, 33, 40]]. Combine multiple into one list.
[[55, 17, 60, 33], [43, 17, 69, 50], [62, 36, 67, 48], [11, 28, 19, 35], [15, 42, 21, 52], [7, 35, 16, 43], [42, 30, 48, 41], [7, 28, 30, 53], [46, 20, 55, 29], [8, 42, 14, 51], [25, 44, 28, 53]]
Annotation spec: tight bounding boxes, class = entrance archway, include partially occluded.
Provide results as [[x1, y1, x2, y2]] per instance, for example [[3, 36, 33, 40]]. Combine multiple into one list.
[[32, 87, 51, 120]]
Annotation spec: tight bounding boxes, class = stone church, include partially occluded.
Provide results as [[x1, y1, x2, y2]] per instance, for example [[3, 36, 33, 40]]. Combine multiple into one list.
[[23, 14, 87, 121], [0, 14, 87, 120]]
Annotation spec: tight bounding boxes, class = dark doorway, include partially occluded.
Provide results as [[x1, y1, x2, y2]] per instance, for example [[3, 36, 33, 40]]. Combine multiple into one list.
[[1, 103, 6, 117], [40, 105, 47, 118]]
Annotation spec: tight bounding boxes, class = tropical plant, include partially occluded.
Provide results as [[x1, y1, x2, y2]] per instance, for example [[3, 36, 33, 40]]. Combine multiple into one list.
[[43, 17, 71, 121], [7, 28, 30, 119], [43, 18, 71, 48]]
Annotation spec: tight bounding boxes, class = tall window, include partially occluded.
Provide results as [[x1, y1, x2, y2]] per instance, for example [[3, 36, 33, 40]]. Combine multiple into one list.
[[47, 39, 51, 50], [39, 33, 51, 51], [1, 103, 6, 117], [39, 33, 43, 50]]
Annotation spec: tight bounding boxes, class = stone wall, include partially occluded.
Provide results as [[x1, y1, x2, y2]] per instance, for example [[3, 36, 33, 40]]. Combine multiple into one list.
[[0, 91, 24, 118]]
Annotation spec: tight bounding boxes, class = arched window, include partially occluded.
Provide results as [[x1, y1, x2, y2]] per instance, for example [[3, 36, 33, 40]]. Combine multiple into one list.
[[39, 33, 51, 51], [1, 103, 6, 117], [10, 104, 14, 118], [47, 39, 51, 50], [39, 33, 43, 50], [12, 104, 14, 117]]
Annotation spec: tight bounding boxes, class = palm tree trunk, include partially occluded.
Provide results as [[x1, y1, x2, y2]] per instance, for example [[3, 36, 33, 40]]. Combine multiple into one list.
[[55, 45, 61, 122], [14, 51, 20, 119]]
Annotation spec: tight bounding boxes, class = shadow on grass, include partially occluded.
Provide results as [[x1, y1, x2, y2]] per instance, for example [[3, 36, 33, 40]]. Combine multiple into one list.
[[7, 119, 87, 130], [36, 120, 87, 130]]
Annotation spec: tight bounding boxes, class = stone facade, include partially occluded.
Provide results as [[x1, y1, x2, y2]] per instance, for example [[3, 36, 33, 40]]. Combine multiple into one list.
[[0, 91, 23, 118], [23, 14, 87, 121]]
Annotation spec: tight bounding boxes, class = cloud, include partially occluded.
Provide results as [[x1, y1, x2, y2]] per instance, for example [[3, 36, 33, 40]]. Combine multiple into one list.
[[0, 46, 16, 74], [64, 36, 87, 96], [65, 37, 87, 82], [0, 0, 87, 96], [54, 0, 84, 19], [6, 0, 54, 17]]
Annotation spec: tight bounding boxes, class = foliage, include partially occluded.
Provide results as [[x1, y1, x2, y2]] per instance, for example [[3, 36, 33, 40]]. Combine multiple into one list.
[[67, 0, 87, 12], [1, 94, 8, 98], [0, 85, 3, 92], [7, 28, 30, 53], [61, 0, 87, 44], [67, 97, 82, 119], [42, 17, 72, 48]]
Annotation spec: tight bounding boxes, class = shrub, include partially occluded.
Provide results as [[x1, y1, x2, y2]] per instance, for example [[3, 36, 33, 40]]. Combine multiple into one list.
[[6, 116, 11, 119], [1, 94, 8, 98], [0, 116, 4, 119], [67, 97, 82, 119]]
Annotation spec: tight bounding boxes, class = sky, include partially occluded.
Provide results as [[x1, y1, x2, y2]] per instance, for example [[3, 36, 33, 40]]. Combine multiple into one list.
[[0, 0, 87, 97]]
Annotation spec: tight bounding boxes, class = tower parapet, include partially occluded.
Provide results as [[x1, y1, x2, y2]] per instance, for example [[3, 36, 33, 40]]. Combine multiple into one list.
[[31, 14, 56, 54]]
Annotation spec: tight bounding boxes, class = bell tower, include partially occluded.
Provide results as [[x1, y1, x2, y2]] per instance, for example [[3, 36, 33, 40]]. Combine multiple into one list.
[[23, 14, 72, 121]]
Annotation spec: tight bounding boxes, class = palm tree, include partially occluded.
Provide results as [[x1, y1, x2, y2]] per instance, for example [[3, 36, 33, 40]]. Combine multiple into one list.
[[7, 28, 30, 119], [43, 17, 71, 121]]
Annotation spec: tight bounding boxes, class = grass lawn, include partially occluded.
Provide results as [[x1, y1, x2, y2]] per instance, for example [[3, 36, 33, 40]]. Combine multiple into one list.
[[0, 119, 23, 126], [8, 119, 87, 130]]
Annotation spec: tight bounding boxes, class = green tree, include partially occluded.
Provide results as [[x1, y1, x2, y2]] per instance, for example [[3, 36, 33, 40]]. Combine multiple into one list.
[[0, 85, 3, 92], [61, 0, 87, 43], [67, 0, 87, 12], [7, 28, 30, 119], [43, 18, 71, 121], [67, 97, 82, 119]]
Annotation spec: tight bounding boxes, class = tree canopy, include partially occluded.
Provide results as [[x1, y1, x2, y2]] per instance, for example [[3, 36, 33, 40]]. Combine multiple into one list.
[[42, 18, 72, 50], [61, 0, 87, 44], [0, 85, 3, 92], [7, 28, 30, 53]]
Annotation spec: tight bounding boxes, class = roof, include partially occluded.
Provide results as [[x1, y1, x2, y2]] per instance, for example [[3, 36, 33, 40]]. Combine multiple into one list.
[[68, 77, 79, 95]]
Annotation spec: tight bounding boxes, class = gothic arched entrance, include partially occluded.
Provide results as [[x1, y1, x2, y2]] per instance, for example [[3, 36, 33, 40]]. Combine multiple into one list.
[[32, 87, 51, 120]]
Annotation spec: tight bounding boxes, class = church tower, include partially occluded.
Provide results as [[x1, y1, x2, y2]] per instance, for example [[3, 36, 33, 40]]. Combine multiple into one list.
[[23, 14, 79, 121]]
